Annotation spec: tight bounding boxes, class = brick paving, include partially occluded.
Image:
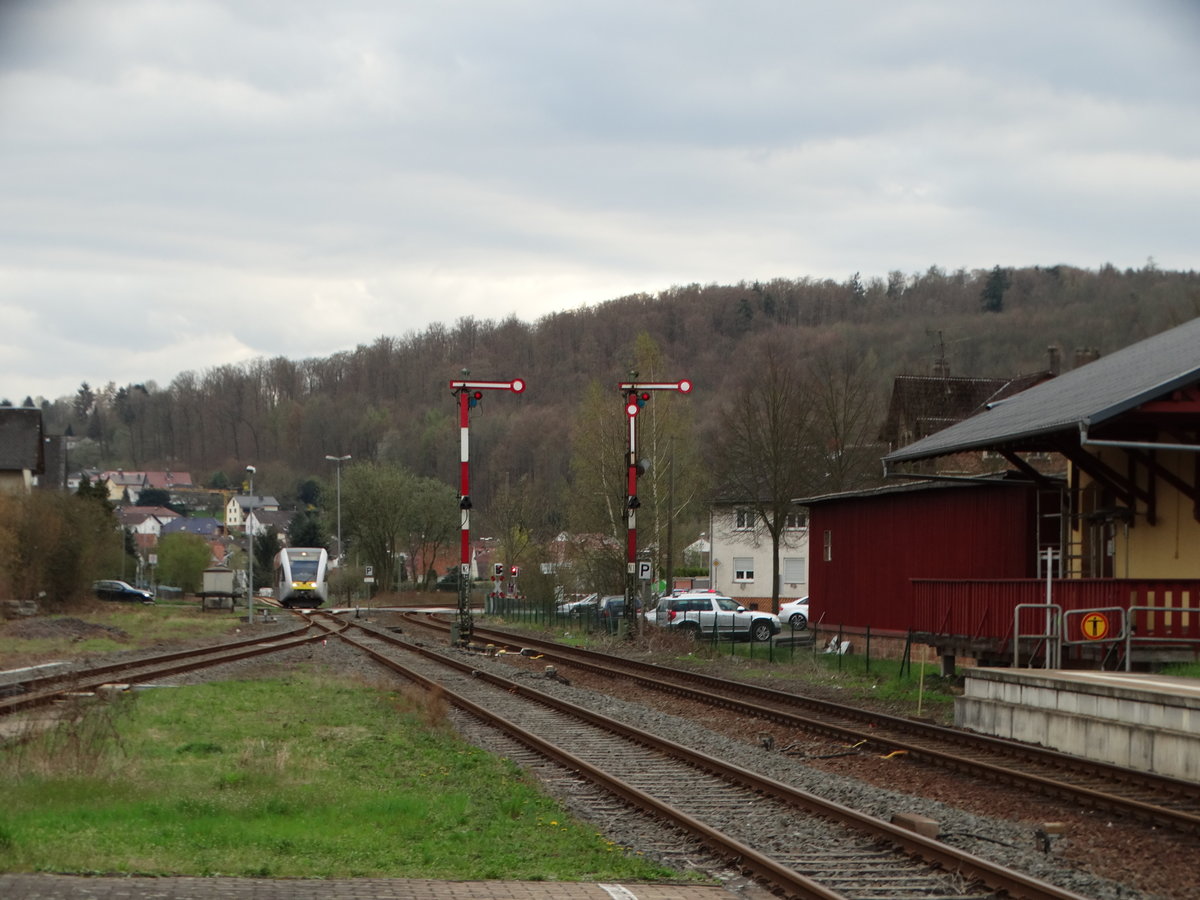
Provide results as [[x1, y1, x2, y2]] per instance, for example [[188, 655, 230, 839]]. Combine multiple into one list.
[[0, 875, 744, 899]]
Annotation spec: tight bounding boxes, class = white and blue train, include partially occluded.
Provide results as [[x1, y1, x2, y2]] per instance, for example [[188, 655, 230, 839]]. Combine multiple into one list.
[[274, 547, 330, 609]]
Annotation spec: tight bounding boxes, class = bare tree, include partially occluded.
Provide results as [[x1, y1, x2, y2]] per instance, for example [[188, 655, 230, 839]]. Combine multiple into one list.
[[340, 465, 410, 592], [486, 474, 538, 576], [568, 380, 628, 540], [711, 338, 819, 613], [567, 333, 705, 592], [403, 474, 458, 588], [805, 342, 885, 494]]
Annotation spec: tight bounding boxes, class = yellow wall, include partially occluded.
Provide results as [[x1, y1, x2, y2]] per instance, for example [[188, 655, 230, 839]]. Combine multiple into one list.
[[0, 470, 32, 493], [1080, 447, 1200, 579]]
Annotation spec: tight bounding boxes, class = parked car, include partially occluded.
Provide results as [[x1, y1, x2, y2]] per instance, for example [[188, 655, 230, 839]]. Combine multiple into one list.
[[645, 591, 781, 642], [778, 596, 809, 630], [92, 579, 155, 604], [597, 594, 642, 632], [556, 592, 599, 615]]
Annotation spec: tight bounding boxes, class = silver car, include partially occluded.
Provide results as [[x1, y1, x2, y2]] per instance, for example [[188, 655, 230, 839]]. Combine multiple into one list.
[[646, 591, 781, 642]]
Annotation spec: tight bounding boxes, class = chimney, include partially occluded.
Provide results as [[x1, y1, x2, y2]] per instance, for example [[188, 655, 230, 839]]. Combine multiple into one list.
[[1073, 347, 1100, 369], [1047, 346, 1061, 376]]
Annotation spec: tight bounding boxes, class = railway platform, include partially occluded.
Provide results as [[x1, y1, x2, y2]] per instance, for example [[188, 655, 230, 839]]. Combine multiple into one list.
[[0, 875, 755, 899], [956, 667, 1200, 781]]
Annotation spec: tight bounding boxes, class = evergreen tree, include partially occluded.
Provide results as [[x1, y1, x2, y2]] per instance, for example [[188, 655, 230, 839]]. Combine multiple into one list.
[[981, 265, 1010, 313], [288, 510, 325, 548], [253, 531, 282, 590]]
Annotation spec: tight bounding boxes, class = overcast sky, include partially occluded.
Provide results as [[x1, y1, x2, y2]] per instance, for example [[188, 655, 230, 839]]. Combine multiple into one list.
[[2, 1, 1197, 403]]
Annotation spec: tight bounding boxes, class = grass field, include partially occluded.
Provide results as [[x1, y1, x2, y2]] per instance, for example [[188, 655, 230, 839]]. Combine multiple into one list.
[[0, 665, 686, 882], [0, 603, 247, 670]]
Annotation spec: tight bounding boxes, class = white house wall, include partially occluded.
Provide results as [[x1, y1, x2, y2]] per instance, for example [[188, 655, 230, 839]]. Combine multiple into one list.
[[709, 507, 809, 610]]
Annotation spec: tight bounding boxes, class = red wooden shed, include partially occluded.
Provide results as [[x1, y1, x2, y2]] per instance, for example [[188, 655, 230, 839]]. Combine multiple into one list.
[[802, 477, 1054, 640]]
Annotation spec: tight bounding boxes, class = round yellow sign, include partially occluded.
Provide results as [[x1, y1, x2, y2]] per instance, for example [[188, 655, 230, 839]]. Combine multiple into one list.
[[1081, 612, 1110, 641]]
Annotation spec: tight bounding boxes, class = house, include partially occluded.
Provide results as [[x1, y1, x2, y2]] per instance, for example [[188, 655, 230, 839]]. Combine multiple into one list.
[[159, 518, 229, 568], [225, 494, 280, 530], [707, 502, 809, 612], [116, 506, 182, 556], [682, 535, 710, 569], [885, 319, 1200, 580], [69, 468, 102, 492], [161, 517, 223, 538], [879, 357, 1057, 475], [101, 470, 147, 503], [143, 470, 197, 506], [0, 408, 44, 493], [247, 508, 292, 538], [143, 471, 195, 492], [116, 506, 180, 537], [865, 316, 1200, 668]]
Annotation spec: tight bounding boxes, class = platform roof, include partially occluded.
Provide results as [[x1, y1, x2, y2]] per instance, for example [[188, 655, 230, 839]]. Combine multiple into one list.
[[884, 316, 1200, 467]]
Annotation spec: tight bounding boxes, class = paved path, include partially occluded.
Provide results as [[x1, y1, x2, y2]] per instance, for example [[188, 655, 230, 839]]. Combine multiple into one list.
[[0, 875, 750, 899]]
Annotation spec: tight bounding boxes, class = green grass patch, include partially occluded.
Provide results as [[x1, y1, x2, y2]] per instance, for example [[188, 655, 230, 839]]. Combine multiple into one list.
[[1160, 661, 1200, 679], [0, 606, 247, 669], [0, 669, 684, 882], [495, 615, 959, 720], [633, 636, 958, 721]]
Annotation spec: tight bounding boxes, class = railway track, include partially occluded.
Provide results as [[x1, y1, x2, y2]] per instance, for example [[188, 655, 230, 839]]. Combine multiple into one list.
[[0, 615, 327, 717], [313, 612, 1089, 900], [400, 612, 1200, 837]]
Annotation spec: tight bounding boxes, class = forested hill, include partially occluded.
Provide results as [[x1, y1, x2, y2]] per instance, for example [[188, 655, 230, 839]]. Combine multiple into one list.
[[35, 262, 1200, 529]]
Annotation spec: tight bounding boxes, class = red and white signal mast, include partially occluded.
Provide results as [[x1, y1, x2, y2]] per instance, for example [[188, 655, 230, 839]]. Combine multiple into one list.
[[449, 374, 526, 644], [619, 378, 692, 629]]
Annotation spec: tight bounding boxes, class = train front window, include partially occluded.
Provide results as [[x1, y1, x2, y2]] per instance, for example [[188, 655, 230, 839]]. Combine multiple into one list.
[[291, 561, 320, 580]]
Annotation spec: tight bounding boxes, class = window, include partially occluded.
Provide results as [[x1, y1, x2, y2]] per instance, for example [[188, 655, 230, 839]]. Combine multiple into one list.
[[785, 512, 808, 530], [735, 509, 756, 530], [733, 557, 754, 581], [823, 530, 832, 562], [783, 557, 806, 584]]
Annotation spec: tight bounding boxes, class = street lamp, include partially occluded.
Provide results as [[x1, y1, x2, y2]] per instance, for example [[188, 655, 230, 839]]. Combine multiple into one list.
[[324, 454, 351, 565], [245, 465, 255, 622]]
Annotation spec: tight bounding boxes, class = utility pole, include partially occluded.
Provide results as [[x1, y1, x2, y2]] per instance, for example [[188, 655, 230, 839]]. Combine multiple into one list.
[[665, 437, 675, 598], [449, 374, 526, 646], [619, 379, 691, 634], [245, 465, 255, 623], [324, 454, 351, 564]]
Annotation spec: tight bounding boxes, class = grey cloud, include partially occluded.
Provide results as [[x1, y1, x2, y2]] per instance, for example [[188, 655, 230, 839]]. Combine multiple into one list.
[[0, 0, 1197, 401]]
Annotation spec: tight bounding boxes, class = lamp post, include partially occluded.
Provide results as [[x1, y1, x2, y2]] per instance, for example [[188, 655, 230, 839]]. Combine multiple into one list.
[[324, 454, 351, 565], [245, 465, 255, 622]]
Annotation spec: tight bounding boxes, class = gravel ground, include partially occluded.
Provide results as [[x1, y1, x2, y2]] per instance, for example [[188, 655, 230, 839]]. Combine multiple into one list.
[[396, 618, 1192, 900], [494, 651, 1197, 900], [3, 613, 1192, 899]]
